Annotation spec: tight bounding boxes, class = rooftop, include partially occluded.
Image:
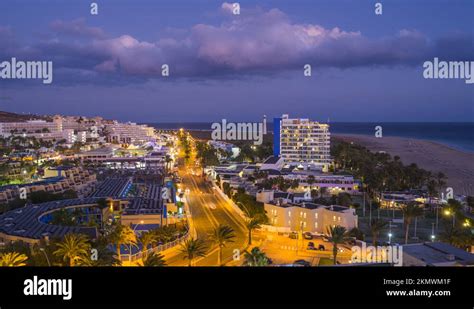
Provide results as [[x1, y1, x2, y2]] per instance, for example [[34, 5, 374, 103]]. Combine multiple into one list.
[[402, 242, 474, 266]]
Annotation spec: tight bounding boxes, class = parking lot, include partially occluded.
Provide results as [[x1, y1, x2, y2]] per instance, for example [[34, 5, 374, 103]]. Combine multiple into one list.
[[257, 231, 353, 266]]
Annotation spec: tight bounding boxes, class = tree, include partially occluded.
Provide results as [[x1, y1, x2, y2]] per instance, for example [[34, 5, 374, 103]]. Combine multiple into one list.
[[0, 252, 28, 266], [246, 217, 262, 245], [53, 234, 91, 266], [327, 225, 349, 265], [439, 226, 473, 250], [78, 240, 121, 266], [401, 202, 423, 244], [208, 224, 236, 266], [347, 227, 365, 241], [179, 238, 208, 266], [466, 196, 474, 213], [136, 252, 167, 267], [337, 192, 352, 207], [369, 218, 388, 245], [139, 231, 157, 258], [243, 247, 270, 266], [109, 224, 137, 262]]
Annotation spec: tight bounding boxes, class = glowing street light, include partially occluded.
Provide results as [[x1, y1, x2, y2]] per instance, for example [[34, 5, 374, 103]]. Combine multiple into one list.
[[444, 209, 455, 228]]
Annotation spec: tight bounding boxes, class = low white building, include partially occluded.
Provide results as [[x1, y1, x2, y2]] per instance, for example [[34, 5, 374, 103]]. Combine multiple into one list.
[[264, 201, 358, 234]]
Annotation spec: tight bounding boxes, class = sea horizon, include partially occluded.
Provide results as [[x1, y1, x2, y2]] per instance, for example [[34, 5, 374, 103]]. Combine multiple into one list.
[[146, 121, 474, 153]]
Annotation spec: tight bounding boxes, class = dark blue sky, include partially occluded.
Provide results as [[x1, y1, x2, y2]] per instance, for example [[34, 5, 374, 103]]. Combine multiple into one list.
[[0, 0, 473, 122]]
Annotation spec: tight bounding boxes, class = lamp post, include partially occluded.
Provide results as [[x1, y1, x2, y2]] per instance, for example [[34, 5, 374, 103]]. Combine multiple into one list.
[[39, 248, 51, 266], [444, 209, 455, 228], [431, 222, 436, 242]]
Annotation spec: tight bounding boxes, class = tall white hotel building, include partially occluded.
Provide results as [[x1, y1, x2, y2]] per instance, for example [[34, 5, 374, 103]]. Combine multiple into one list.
[[273, 114, 332, 171]]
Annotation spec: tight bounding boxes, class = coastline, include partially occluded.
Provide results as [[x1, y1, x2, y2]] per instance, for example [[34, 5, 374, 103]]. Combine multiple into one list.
[[332, 134, 474, 196]]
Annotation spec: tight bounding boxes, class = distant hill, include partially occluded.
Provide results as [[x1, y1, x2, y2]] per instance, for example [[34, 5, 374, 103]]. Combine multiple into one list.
[[0, 111, 48, 122]]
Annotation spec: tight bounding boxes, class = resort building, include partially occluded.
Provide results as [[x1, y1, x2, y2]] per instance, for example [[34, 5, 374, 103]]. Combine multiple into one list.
[[208, 140, 240, 159], [273, 114, 332, 171], [264, 201, 358, 234], [105, 121, 155, 144]]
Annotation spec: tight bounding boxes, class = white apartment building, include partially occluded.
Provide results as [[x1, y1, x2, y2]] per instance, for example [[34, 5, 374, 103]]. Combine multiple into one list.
[[264, 201, 358, 234], [105, 122, 155, 144], [0, 119, 62, 136], [273, 114, 332, 171]]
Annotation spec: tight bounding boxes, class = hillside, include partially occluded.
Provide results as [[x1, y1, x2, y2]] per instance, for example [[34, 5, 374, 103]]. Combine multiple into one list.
[[0, 111, 46, 122]]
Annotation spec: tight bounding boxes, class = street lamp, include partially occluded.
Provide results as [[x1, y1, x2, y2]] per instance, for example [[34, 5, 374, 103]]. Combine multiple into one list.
[[444, 209, 455, 228], [431, 222, 436, 242], [39, 248, 51, 266], [388, 232, 393, 244]]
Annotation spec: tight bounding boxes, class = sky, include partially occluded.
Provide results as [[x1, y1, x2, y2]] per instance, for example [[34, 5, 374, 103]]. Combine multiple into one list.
[[0, 0, 473, 122]]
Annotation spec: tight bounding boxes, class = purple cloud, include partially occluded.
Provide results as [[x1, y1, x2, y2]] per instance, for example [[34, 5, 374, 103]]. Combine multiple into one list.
[[50, 18, 106, 39], [1, 2, 472, 85]]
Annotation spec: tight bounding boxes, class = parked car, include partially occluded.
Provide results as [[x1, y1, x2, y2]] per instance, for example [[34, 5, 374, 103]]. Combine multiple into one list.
[[318, 244, 326, 251], [289, 232, 298, 239], [293, 259, 311, 267], [303, 232, 313, 240]]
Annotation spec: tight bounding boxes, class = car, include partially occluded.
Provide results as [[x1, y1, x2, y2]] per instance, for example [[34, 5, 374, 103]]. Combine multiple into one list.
[[289, 232, 298, 239], [303, 232, 313, 240], [293, 259, 311, 267], [318, 244, 326, 251]]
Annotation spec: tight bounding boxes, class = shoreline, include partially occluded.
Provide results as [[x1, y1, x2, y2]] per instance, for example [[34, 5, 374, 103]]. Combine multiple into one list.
[[332, 134, 474, 196]]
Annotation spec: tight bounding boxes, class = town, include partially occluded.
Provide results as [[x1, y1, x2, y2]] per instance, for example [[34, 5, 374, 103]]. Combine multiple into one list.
[[0, 111, 472, 267]]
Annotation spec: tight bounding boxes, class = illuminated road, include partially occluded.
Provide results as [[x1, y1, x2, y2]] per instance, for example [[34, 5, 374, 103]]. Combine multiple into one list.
[[163, 166, 248, 266]]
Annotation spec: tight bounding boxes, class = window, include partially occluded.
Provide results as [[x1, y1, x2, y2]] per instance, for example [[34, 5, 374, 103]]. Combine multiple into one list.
[[333, 215, 336, 221], [314, 222, 318, 228], [315, 213, 318, 219]]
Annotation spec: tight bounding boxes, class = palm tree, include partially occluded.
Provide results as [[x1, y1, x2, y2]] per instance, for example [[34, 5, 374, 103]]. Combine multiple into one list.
[[243, 247, 270, 266], [327, 225, 349, 265], [180, 238, 208, 266], [369, 218, 388, 245], [109, 224, 137, 262], [53, 234, 91, 266], [208, 224, 236, 266], [246, 217, 262, 245], [0, 252, 28, 266], [139, 231, 157, 258], [136, 252, 167, 267], [401, 202, 423, 244]]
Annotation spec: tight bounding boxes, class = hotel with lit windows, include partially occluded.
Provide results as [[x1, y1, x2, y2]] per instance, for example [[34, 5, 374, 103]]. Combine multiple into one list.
[[273, 114, 332, 171]]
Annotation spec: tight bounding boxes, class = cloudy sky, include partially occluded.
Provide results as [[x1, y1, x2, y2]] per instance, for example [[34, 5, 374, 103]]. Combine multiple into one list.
[[0, 0, 473, 122]]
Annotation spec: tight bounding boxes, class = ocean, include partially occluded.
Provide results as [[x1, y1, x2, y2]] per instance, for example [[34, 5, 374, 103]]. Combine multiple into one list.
[[147, 122, 474, 153]]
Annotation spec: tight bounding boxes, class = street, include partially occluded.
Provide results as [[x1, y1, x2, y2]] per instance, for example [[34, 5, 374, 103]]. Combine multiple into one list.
[[163, 167, 248, 266]]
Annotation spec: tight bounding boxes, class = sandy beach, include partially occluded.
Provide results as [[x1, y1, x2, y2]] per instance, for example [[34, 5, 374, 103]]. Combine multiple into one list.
[[333, 134, 474, 197]]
